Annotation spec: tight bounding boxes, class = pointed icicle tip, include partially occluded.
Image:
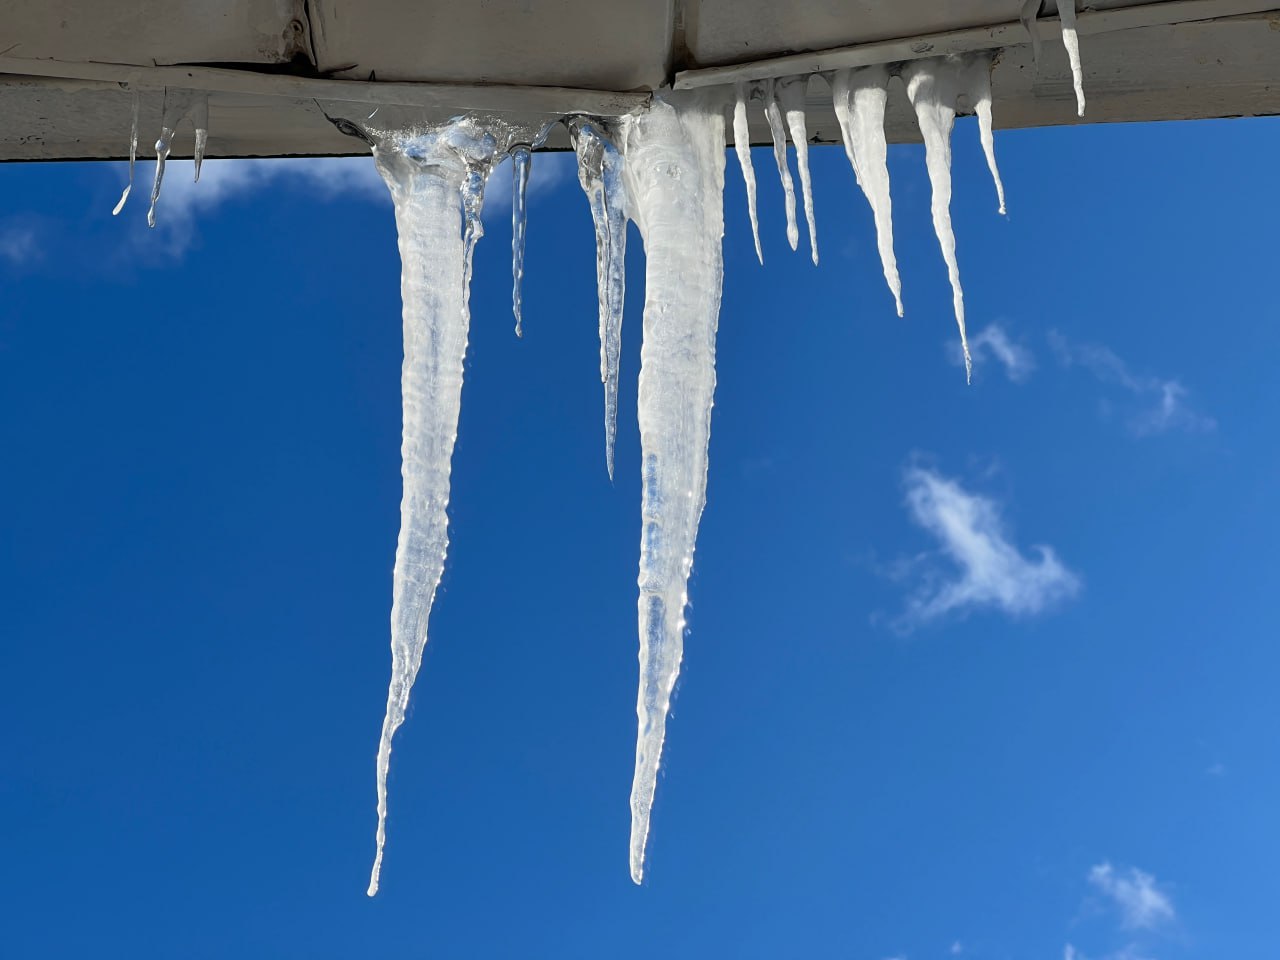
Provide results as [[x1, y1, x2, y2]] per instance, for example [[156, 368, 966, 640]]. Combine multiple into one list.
[[777, 75, 819, 265], [762, 80, 799, 252], [510, 143, 532, 337], [732, 81, 764, 266], [113, 90, 140, 216]]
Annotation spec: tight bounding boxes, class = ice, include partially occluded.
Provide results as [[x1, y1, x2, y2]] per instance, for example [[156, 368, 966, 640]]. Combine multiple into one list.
[[365, 117, 501, 898], [966, 54, 1007, 215], [1058, 0, 1087, 117], [619, 92, 726, 884], [112, 90, 140, 216], [1020, 0, 1044, 64], [570, 119, 629, 480], [830, 64, 903, 316], [762, 80, 800, 252], [904, 57, 973, 381], [732, 81, 764, 265], [146, 89, 210, 228], [510, 143, 531, 336], [191, 95, 209, 183], [777, 76, 819, 264]]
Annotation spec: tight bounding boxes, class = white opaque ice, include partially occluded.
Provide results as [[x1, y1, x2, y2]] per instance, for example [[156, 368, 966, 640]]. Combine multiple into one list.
[[762, 80, 799, 252], [777, 75, 818, 265], [904, 57, 972, 380], [965, 55, 1007, 215], [620, 92, 726, 885], [1059, 0, 1087, 117], [733, 81, 763, 265], [831, 64, 903, 316]]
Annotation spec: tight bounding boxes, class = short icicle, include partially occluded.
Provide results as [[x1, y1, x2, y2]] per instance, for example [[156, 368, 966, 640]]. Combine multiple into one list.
[[904, 57, 972, 380], [510, 143, 531, 336], [965, 55, 1007, 215], [366, 118, 500, 897], [762, 80, 799, 251], [732, 81, 763, 265], [777, 75, 819, 264], [1059, 0, 1087, 116], [619, 92, 726, 885], [570, 119, 628, 480], [191, 94, 209, 183], [112, 90, 140, 216], [830, 64, 903, 316]]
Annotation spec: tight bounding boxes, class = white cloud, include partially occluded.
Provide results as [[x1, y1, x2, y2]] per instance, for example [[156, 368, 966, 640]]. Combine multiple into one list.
[[1065, 944, 1155, 960], [950, 323, 1035, 382], [132, 149, 573, 256], [0, 224, 38, 265], [1088, 862, 1175, 931], [949, 942, 963, 955], [896, 466, 1080, 627], [1049, 332, 1214, 436]]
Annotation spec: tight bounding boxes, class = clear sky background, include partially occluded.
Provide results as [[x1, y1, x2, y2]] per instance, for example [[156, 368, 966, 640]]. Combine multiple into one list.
[[1, 108, 1277, 959]]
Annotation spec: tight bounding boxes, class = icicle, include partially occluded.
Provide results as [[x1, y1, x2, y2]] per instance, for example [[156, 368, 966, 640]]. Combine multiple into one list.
[[777, 75, 818, 265], [732, 81, 763, 265], [762, 80, 799, 252], [830, 65, 903, 316], [112, 90, 140, 216], [146, 89, 208, 228], [619, 92, 726, 885], [510, 143, 531, 336], [366, 118, 501, 897], [570, 119, 628, 481], [191, 93, 209, 183], [965, 56, 1007, 215], [1020, 0, 1044, 65], [904, 57, 971, 380], [1058, 0, 1086, 117]]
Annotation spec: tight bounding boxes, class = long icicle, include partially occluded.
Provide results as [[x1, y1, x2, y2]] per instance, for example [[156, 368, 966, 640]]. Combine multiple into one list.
[[570, 119, 628, 480], [1059, 0, 1087, 116], [147, 89, 206, 228], [904, 57, 971, 380], [762, 80, 799, 252], [620, 92, 726, 885], [732, 81, 763, 265], [966, 55, 1007, 215], [777, 75, 819, 265], [831, 65, 903, 316], [112, 90, 140, 216], [510, 143, 532, 336], [367, 118, 499, 897]]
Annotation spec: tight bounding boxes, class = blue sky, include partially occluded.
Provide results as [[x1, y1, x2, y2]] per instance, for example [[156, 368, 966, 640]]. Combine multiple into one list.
[[1, 111, 1277, 959]]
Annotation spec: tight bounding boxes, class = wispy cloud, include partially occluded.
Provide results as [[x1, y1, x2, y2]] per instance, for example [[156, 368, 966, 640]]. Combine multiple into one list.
[[949, 323, 1035, 382], [1088, 863, 1175, 931], [895, 466, 1080, 628], [0, 223, 38, 265], [1065, 943, 1156, 960], [1049, 332, 1214, 436], [132, 151, 572, 256]]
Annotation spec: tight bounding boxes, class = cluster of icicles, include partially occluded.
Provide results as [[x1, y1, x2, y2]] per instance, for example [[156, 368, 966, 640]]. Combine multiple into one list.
[[119, 22, 1087, 893]]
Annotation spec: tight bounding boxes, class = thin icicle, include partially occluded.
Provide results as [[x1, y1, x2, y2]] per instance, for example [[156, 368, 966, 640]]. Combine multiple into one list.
[[366, 118, 500, 898], [732, 81, 763, 265], [830, 65, 903, 316], [147, 89, 206, 228], [762, 80, 799, 252], [777, 75, 818, 265], [620, 92, 726, 885], [1059, 0, 1086, 116], [112, 90, 140, 216], [570, 119, 628, 480], [965, 55, 1007, 215], [191, 94, 209, 183], [1020, 0, 1044, 65], [904, 57, 971, 380], [510, 143, 531, 336]]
